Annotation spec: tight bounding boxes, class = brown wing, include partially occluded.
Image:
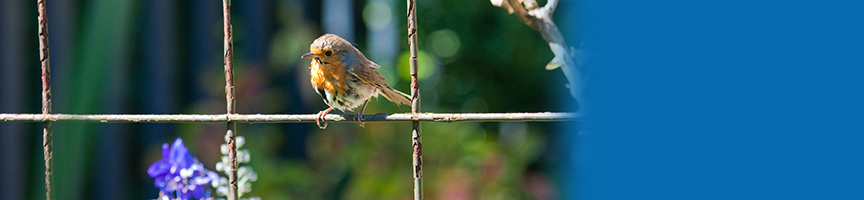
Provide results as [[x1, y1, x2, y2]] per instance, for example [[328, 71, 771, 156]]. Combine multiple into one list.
[[348, 63, 411, 105], [347, 62, 387, 85]]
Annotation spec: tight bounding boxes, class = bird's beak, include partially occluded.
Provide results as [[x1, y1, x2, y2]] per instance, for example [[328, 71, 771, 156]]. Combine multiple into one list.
[[301, 52, 316, 59]]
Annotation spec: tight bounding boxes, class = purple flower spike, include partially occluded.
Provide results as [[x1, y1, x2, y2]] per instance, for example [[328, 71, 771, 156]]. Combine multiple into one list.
[[148, 138, 218, 200]]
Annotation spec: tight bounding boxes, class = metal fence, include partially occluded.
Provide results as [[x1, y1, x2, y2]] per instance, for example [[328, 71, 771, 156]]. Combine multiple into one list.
[[1, 0, 580, 199]]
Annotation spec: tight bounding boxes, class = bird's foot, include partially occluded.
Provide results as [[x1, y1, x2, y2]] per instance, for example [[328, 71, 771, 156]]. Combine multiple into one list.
[[316, 107, 334, 129], [353, 112, 365, 127], [353, 99, 370, 128], [316, 111, 328, 129]]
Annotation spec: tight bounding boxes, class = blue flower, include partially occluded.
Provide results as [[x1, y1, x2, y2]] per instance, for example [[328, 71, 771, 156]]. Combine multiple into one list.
[[148, 138, 219, 200]]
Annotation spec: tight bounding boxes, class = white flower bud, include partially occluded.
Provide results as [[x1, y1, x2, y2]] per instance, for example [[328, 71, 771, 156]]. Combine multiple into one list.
[[216, 161, 224, 172], [238, 149, 251, 163], [180, 168, 193, 178], [238, 166, 248, 176], [247, 169, 258, 182], [236, 136, 246, 149], [217, 186, 229, 197], [220, 144, 229, 155]]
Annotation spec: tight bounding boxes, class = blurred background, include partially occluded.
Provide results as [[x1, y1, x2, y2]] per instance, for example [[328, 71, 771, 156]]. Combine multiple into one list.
[[0, 0, 579, 199]]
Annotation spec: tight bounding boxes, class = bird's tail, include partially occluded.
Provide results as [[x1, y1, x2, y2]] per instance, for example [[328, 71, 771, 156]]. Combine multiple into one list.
[[378, 85, 411, 106]]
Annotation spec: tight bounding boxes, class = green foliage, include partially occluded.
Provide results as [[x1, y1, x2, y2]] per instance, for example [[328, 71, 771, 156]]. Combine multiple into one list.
[[52, 0, 137, 198]]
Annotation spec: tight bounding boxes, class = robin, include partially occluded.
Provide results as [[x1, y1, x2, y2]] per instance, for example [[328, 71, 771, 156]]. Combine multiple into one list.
[[301, 34, 411, 129]]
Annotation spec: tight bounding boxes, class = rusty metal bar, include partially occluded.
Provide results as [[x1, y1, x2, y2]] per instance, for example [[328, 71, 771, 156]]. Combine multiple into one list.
[[406, 0, 422, 198], [36, 0, 53, 198], [222, 0, 238, 199], [0, 113, 579, 123]]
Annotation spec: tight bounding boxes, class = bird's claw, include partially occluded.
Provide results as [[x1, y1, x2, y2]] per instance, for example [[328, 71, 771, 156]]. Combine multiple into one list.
[[353, 113, 365, 127], [316, 111, 328, 129]]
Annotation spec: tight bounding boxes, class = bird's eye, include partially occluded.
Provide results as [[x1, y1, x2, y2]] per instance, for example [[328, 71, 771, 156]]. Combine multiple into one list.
[[325, 50, 333, 56]]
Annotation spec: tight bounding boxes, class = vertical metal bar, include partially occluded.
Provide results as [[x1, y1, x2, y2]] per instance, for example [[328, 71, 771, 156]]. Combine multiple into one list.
[[406, 0, 422, 199], [36, 0, 54, 200], [222, 0, 238, 199], [37, 0, 53, 199]]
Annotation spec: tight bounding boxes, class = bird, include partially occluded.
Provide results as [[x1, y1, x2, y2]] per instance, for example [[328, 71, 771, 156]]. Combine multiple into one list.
[[301, 34, 411, 129]]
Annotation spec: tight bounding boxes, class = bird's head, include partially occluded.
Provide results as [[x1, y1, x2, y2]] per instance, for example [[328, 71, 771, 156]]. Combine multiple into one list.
[[301, 34, 360, 65]]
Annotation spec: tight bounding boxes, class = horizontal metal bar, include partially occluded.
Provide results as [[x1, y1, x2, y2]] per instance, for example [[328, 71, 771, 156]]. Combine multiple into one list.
[[0, 112, 579, 123]]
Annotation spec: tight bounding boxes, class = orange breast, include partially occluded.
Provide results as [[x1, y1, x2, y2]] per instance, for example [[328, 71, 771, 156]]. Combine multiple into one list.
[[310, 59, 349, 94]]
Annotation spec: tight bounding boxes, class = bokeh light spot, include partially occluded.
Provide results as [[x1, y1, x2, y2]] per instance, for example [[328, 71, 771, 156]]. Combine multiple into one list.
[[397, 50, 436, 81], [362, 0, 392, 31], [427, 29, 461, 59]]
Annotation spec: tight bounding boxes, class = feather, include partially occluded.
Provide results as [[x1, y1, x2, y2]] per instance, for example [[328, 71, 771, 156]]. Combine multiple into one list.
[[377, 84, 411, 106]]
